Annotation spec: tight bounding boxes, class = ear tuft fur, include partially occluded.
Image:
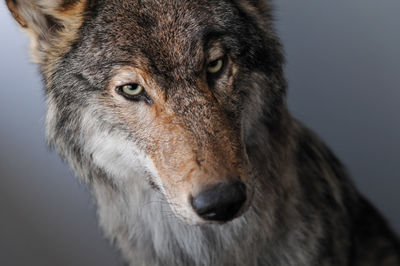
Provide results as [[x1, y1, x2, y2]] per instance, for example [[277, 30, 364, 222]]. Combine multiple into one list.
[[5, 0, 87, 63]]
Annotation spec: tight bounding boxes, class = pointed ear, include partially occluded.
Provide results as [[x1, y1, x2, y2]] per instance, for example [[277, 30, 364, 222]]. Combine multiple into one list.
[[235, 0, 271, 11], [234, 0, 274, 31], [235, 0, 272, 19], [5, 0, 87, 63]]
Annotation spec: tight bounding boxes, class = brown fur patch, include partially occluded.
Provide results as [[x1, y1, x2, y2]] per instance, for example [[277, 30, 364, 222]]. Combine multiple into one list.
[[5, 0, 28, 28], [102, 65, 247, 205], [44, 0, 88, 79], [59, 0, 82, 11], [5, 0, 88, 75]]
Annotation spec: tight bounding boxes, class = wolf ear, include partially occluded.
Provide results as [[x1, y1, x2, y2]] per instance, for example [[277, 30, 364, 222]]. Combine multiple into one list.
[[235, 0, 272, 21], [5, 0, 87, 62]]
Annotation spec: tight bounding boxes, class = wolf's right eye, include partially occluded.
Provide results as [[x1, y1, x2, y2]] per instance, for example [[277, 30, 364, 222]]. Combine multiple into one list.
[[121, 84, 143, 96], [116, 83, 152, 104]]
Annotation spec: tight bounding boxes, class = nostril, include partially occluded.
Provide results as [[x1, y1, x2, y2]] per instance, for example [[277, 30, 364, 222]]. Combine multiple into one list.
[[191, 181, 247, 222]]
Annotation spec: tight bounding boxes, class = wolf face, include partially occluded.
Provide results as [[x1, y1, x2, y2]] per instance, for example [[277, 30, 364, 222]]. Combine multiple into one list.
[[7, 0, 400, 265], [7, 0, 288, 225]]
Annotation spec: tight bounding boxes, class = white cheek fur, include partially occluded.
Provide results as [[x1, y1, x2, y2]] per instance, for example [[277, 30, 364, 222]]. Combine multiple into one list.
[[79, 108, 163, 189]]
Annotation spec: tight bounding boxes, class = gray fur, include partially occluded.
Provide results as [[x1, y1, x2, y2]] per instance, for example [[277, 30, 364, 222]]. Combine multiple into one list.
[[6, 0, 400, 265]]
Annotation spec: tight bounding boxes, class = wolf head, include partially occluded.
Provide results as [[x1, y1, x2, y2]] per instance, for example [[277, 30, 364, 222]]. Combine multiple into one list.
[[7, 0, 290, 225]]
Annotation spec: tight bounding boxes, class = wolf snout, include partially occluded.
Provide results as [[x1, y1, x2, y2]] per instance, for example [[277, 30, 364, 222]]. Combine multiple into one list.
[[191, 181, 247, 222]]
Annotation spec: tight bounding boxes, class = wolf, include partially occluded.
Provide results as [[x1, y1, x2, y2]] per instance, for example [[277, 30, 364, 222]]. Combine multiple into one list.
[[5, 0, 400, 265]]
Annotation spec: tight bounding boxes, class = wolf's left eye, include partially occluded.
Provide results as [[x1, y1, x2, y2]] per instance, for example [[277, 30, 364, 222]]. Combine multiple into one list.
[[207, 57, 226, 77]]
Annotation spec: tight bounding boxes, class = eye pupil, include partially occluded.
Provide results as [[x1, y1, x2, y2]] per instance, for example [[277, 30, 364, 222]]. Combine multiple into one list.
[[209, 61, 219, 67]]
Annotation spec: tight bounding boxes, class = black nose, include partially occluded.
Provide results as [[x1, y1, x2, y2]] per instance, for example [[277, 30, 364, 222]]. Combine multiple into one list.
[[191, 181, 247, 222]]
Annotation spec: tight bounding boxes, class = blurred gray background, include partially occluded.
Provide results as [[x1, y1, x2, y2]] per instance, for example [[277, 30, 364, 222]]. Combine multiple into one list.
[[0, 0, 399, 265]]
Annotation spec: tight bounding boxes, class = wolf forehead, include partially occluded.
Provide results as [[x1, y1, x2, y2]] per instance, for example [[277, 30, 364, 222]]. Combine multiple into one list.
[[7, 0, 282, 88], [62, 0, 273, 78]]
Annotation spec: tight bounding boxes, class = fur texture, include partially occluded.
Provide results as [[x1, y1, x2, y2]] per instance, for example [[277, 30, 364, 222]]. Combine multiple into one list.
[[6, 0, 400, 265]]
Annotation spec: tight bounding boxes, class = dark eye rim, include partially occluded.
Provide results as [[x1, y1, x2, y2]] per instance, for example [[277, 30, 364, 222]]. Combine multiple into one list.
[[207, 55, 228, 80], [116, 84, 153, 105]]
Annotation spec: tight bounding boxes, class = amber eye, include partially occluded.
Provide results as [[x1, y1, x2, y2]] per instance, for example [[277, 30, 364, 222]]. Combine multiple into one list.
[[116, 83, 153, 104], [120, 84, 144, 96], [207, 57, 225, 75]]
